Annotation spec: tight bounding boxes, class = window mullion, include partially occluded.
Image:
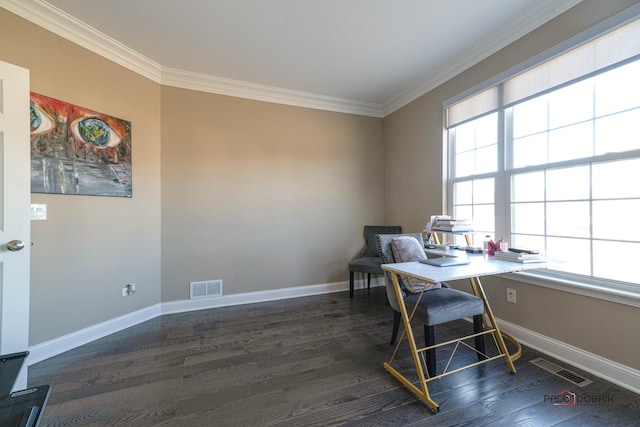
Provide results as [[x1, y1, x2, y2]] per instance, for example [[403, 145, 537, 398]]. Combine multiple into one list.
[[498, 96, 513, 243]]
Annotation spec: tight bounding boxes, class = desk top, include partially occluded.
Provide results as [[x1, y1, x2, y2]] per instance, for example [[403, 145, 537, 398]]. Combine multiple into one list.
[[424, 248, 464, 258], [382, 254, 547, 284]]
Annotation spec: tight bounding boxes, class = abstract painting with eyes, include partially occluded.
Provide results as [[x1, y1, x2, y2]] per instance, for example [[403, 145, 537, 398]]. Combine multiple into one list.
[[29, 92, 132, 197]]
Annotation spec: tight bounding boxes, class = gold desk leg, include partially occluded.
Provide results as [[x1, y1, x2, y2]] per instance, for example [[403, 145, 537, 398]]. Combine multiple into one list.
[[386, 271, 439, 412], [469, 276, 516, 373]]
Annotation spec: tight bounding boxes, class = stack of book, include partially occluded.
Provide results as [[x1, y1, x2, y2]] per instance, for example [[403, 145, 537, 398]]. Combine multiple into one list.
[[494, 249, 545, 263], [432, 218, 473, 232]]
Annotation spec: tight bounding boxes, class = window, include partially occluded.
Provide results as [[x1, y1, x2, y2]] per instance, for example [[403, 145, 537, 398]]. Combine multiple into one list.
[[445, 13, 640, 289]]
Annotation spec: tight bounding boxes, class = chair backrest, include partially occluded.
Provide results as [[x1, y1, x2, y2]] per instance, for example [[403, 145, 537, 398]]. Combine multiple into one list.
[[375, 233, 422, 312], [362, 225, 402, 257]]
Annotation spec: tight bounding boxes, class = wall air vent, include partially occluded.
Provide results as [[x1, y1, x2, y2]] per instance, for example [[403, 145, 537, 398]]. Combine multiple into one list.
[[530, 357, 593, 387], [190, 279, 223, 299]]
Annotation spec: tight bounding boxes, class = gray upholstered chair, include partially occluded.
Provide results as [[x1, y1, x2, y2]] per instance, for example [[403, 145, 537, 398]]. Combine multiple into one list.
[[376, 233, 486, 377], [348, 225, 402, 298]]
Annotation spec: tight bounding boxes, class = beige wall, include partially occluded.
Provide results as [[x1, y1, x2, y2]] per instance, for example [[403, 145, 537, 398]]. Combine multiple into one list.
[[0, 0, 638, 372], [0, 8, 384, 343], [383, 0, 640, 370], [160, 87, 384, 301], [0, 10, 162, 344]]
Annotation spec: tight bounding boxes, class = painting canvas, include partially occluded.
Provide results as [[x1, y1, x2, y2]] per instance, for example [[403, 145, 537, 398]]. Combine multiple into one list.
[[30, 92, 132, 197]]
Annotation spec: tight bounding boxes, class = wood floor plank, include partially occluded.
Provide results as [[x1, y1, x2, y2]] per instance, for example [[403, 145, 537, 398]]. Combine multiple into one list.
[[27, 287, 640, 426]]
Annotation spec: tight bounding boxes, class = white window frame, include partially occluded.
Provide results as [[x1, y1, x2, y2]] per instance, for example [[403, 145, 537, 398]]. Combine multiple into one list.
[[443, 4, 640, 307]]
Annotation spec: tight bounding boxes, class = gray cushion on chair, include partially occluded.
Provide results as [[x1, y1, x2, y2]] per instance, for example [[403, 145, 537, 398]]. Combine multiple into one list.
[[376, 233, 481, 324], [348, 256, 383, 274], [390, 236, 440, 293], [361, 226, 402, 257], [376, 233, 423, 312], [418, 287, 484, 326], [348, 226, 403, 278]]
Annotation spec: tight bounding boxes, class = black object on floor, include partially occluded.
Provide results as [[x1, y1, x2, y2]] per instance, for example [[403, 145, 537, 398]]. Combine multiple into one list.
[[0, 352, 50, 427]]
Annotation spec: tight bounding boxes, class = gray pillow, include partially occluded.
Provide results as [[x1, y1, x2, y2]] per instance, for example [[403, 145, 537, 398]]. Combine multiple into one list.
[[390, 236, 441, 293]]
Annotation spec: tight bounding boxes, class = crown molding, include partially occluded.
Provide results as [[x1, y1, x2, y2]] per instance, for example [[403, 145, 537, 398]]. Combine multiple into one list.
[[382, 0, 583, 116], [0, 0, 163, 82], [160, 67, 384, 117], [1, 0, 580, 118], [0, 0, 383, 117]]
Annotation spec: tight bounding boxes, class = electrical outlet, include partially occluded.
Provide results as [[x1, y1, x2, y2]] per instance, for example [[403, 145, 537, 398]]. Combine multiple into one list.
[[122, 283, 136, 297], [506, 288, 516, 304]]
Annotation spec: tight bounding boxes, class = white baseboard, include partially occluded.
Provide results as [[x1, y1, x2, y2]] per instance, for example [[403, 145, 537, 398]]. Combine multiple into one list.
[[162, 280, 348, 314], [162, 277, 384, 314], [496, 318, 640, 394], [27, 279, 638, 396], [26, 279, 366, 365], [28, 304, 161, 365]]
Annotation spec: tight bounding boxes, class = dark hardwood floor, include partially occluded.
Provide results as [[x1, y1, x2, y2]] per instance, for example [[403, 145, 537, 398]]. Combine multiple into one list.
[[28, 287, 639, 426]]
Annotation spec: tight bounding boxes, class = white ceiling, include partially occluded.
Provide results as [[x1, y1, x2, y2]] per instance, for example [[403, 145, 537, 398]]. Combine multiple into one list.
[[2, 0, 581, 116]]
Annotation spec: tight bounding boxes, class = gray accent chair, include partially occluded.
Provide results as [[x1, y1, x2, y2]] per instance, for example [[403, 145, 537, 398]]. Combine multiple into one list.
[[376, 233, 486, 377], [348, 225, 402, 298]]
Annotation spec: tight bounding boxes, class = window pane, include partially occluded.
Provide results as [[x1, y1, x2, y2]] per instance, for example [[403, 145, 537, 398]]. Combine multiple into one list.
[[512, 202, 544, 235], [456, 123, 475, 152], [453, 205, 473, 222], [452, 114, 498, 178], [592, 158, 640, 199], [512, 171, 544, 202], [546, 201, 590, 238], [548, 122, 593, 163], [454, 178, 494, 245], [510, 234, 545, 252], [547, 237, 591, 276], [473, 178, 494, 204], [455, 113, 498, 151], [595, 60, 640, 116], [513, 133, 548, 168], [546, 166, 589, 201], [594, 108, 640, 155], [455, 151, 474, 178], [454, 181, 472, 205], [593, 199, 640, 241], [476, 145, 497, 174], [548, 79, 594, 128], [593, 241, 640, 283], [513, 96, 548, 138], [475, 114, 498, 148], [472, 203, 495, 234]]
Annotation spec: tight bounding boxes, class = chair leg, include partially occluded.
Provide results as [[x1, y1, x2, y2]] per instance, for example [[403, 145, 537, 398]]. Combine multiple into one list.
[[349, 270, 354, 298], [473, 315, 486, 361], [367, 273, 371, 289], [425, 325, 436, 377], [390, 310, 401, 345]]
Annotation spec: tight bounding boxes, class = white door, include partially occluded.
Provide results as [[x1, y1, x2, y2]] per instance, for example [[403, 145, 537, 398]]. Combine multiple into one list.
[[0, 60, 31, 390]]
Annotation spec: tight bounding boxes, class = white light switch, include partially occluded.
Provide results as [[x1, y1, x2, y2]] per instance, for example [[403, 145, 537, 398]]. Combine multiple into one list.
[[30, 204, 47, 220]]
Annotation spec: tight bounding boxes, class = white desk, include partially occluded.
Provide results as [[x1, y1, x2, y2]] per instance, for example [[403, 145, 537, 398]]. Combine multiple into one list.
[[381, 254, 547, 411]]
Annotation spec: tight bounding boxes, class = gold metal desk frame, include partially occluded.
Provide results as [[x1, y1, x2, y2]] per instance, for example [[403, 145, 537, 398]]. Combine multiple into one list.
[[381, 257, 544, 411]]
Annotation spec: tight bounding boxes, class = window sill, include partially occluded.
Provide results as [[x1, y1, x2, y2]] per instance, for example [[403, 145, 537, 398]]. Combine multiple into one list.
[[504, 270, 640, 308]]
